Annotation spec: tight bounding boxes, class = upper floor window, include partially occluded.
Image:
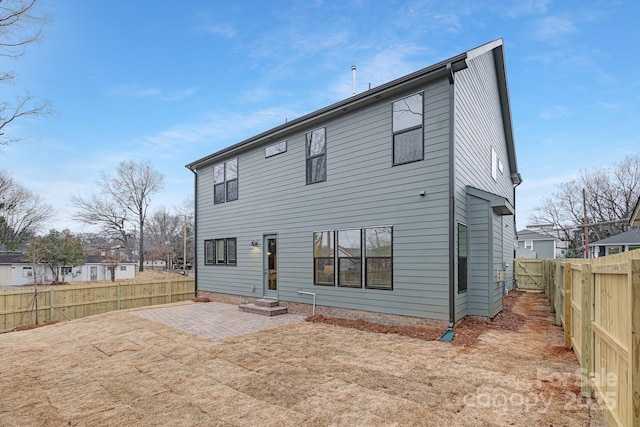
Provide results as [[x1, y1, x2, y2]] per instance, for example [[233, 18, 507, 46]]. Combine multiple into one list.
[[213, 158, 238, 204], [306, 127, 326, 184], [266, 141, 287, 158], [491, 147, 498, 181], [392, 93, 423, 165], [524, 240, 533, 250]]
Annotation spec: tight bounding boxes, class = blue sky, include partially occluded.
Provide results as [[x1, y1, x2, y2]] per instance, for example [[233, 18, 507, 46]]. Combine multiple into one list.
[[1, 0, 639, 233]]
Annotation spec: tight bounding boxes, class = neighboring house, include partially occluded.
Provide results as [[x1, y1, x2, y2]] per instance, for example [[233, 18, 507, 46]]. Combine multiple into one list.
[[590, 229, 640, 258], [0, 254, 136, 287], [186, 39, 521, 326], [137, 259, 168, 270], [631, 197, 640, 228], [515, 246, 537, 259], [516, 229, 564, 259]]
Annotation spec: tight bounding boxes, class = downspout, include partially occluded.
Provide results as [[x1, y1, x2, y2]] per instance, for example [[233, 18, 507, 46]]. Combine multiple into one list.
[[188, 166, 198, 298], [447, 62, 456, 329]]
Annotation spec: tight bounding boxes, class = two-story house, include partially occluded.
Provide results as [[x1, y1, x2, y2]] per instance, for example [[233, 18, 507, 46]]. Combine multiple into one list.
[[187, 39, 521, 327]]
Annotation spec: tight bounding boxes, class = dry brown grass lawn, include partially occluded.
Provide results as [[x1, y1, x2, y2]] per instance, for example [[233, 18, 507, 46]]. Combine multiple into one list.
[[0, 292, 606, 426]]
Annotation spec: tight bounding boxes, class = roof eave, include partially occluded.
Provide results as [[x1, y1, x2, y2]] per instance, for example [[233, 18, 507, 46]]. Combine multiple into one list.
[[185, 52, 469, 171]]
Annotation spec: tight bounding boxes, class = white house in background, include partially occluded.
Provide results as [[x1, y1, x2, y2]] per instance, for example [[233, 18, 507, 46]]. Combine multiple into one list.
[[0, 254, 136, 287]]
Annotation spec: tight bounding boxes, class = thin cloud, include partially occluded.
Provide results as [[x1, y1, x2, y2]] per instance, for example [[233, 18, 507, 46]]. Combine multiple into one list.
[[499, 0, 549, 18], [111, 85, 197, 101], [201, 23, 236, 38], [163, 87, 199, 102], [132, 107, 301, 155], [531, 15, 577, 42], [539, 105, 569, 120]]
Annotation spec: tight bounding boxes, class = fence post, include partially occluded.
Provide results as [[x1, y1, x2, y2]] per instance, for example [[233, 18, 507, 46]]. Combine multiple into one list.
[[50, 287, 55, 322], [555, 262, 562, 325], [549, 260, 555, 312], [564, 262, 572, 348], [168, 280, 172, 303], [581, 263, 592, 397], [630, 259, 640, 426], [117, 283, 122, 310]]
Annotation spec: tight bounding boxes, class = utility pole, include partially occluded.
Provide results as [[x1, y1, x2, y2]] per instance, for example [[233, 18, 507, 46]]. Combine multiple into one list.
[[583, 188, 589, 258]]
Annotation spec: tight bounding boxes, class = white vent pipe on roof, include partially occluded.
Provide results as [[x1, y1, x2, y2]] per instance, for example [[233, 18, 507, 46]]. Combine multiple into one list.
[[352, 65, 356, 96]]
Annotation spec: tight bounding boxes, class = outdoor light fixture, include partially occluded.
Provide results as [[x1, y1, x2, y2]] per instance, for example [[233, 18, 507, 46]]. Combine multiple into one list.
[[251, 240, 259, 247]]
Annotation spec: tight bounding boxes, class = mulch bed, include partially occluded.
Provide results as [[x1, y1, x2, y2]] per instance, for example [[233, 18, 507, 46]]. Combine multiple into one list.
[[306, 291, 528, 346]]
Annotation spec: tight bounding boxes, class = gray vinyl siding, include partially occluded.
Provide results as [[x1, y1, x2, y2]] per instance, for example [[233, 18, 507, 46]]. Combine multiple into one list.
[[466, 195, 490, 317], [454, 50, 515, 207], [503, 220, 515, 289], [491, 213, 505, 316], [195, 77, 452, 320], [453, 48, 515, 318], [517, 239, 554, 259]]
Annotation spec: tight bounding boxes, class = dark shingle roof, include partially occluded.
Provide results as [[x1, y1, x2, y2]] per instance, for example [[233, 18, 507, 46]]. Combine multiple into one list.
[[0, 253, 26, 264], [592, 228, 640, 245]]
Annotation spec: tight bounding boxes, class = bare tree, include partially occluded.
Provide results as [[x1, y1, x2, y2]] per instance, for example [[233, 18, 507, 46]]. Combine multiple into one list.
[[1, 0, 53, 145], [74, 161, 164, 272], [176, 196, 194, 271], [71, 193, 133, 259], [0, 170, 53, 249], [531, 155, 640, 254], [145, 206, 181, 269]]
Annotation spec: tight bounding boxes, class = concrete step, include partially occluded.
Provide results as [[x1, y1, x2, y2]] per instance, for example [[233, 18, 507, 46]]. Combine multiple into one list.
[[255, 298, 280, 308], [239, 303, 288, 316]]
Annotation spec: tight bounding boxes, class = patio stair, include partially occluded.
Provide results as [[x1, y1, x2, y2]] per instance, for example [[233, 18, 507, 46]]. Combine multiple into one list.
[[239, 298, 288, 316]]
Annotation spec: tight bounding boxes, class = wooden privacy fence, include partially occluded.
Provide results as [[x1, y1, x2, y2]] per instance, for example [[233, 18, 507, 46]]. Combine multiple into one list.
[[0, 278, 195, 333], [514, 258, 556, 293], [541, 251, 640, 427]]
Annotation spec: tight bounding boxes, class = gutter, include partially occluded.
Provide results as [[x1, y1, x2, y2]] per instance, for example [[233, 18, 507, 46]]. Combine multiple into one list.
[[187, 166, 198, 297], [447, 63, 456, 330], [186, 54, 468, 170]]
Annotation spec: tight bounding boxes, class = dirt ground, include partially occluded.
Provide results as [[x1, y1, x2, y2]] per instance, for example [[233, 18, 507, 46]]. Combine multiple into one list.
[[0, 291, 606, 426]]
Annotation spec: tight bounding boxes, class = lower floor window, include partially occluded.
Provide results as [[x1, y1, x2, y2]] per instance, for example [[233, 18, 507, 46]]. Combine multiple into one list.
[[204, 238, 237, 266], [313, 226, 393, 290]]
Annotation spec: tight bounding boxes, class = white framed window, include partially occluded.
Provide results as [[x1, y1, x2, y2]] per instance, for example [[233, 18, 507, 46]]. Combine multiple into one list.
[[22, 266, 33, 277], [524, 240, 533, 250]]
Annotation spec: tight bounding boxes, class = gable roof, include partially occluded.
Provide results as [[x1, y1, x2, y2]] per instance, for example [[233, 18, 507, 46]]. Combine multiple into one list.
[[631, 197, 640, 228], [0, 253, 27, 264], [517, 229, 555, 241], [186, 39, 521, 185], [592, 228, 640, 246]]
